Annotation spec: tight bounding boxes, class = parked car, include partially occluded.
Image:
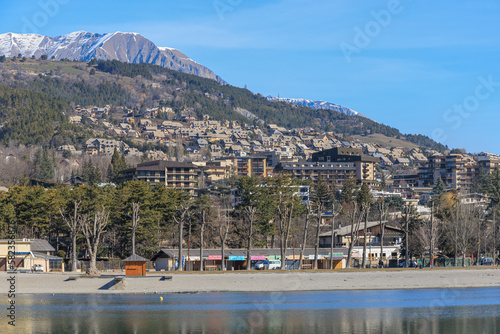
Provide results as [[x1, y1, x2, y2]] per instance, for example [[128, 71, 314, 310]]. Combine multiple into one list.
[[255, 260, 281, 270], [478, 257, 494, 266], [398, 260, 418, 268], [33, 264, 43, 272]]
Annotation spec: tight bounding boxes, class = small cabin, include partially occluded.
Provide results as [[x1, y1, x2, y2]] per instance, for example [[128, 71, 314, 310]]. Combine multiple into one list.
[[123, 254, 148, 276]]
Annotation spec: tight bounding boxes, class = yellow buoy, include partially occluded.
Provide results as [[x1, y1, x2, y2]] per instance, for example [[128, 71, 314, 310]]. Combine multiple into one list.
[[160, 296, 163, 301]]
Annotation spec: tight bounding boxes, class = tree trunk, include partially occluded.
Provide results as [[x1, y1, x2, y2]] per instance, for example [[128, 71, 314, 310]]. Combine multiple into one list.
[[405, 206, 409, 268], [314, 206, 322, 270], [246, 232, 252, 271], [299, 211, 309, 270], [346, 205, 363, 269], [429, 203, 433, 268], [279, 204, 293, 270], [131, 202, 140, 255], [476, 218, 481, 266], [199, 211, 205, 272], [346, 240, 354, 269], [187, 220, 192, 271], [88, 251, 97, 275], [131, 231, 136, 255], [280, 238, 287, 270], [330, 213, 335, 270], [218, 206, 229, 272], [379, 202, 385, 269], [221, 242, 225, 271], [178, 219, 184, 271], [454, 205, 458, 267], [60, 201, 80, 272], [87, 239, 100, 275], [80, 210, 109, 276], [71, 230, 77, 272], [362, 210, 368, 269], [245, 207, 256, 271]]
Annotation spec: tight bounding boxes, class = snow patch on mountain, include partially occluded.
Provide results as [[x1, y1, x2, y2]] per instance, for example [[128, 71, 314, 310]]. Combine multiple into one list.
[[0, 31, 224, 83], [267, 96, 367, 119]]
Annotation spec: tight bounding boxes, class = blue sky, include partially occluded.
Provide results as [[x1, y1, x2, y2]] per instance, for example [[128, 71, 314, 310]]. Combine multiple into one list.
[[1, 0, 500, 153]]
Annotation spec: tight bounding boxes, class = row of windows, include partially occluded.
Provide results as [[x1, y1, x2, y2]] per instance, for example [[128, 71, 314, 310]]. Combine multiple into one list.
[[286, 163, 353, 168]]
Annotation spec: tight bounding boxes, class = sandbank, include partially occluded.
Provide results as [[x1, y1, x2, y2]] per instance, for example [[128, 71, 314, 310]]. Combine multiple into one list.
[[1, 267, 499, 295]]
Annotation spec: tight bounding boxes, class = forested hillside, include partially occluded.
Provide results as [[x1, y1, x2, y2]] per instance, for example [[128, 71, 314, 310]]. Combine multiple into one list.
[[0, 86, 68, 145], [0, 58, 447, 151]]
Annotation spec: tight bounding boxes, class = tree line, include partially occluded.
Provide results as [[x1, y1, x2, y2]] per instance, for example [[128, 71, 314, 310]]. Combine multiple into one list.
[[0, 171, 498, 273]]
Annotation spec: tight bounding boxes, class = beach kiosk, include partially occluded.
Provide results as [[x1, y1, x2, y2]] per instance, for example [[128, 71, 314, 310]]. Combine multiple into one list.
[[123, 254, 148, 276]]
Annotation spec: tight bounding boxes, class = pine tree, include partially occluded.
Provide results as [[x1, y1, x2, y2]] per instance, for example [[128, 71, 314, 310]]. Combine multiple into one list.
[[340, 176, 358, 204], [356, 183, 372, 210], [107, 148, 128, 183], [432, 177, 446, 207], [81, 159, 101, 185]]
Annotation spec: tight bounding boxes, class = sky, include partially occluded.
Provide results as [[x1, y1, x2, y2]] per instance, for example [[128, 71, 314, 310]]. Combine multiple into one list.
[[1, 0, 500, 153]]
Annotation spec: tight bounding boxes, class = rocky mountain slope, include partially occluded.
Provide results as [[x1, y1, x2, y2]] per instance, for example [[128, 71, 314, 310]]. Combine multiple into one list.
[[267, 96, 366, 118], [0, 31, 224, 83]]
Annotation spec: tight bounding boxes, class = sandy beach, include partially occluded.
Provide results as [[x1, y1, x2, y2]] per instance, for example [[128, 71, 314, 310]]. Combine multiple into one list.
[[1, 267, 499, 295]]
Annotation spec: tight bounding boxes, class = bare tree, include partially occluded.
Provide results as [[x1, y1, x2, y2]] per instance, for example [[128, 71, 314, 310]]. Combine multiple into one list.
[[298, 209, 310, 270], [243, 206, 257, 270], [130, 202, 140, 255], [199, 208, 206, 271], [361, 207, 370, 269], [59, 200, 80, 272], [411, 216, 441, 263], [278, 202, 294, 270], [377, 199, 388, 268], [313, 205, 322, 270], [402, 204, 415, 268], [217, 204, 231, 271], [80, 207, 109, 275], [455, 203, 483, 267], [173, 204, 190, 271], [329, 206, 339, 270], [429, 202, 435, 268], [345, 203, 366, 269]]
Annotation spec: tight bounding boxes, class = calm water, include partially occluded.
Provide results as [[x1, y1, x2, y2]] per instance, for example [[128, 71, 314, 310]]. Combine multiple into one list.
[[3, 288, 500, 333]]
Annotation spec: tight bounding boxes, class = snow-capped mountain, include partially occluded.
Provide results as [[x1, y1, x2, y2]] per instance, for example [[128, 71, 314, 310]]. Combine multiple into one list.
[[267, 96, 366, 118], [0, 31, 224, 83]]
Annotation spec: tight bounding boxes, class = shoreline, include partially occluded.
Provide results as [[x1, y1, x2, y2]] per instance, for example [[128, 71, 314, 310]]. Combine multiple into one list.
[[2, 267, 499, 295]]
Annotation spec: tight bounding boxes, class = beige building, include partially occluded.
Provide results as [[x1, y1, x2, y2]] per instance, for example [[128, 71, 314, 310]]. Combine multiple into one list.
[[278, 147, 377, 186], [418, 154, 478, 190], [0, 239, 63, 272]]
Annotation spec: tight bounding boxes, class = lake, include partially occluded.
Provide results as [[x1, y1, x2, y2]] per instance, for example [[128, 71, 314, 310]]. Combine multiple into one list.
[[4, 287, 500, 333]]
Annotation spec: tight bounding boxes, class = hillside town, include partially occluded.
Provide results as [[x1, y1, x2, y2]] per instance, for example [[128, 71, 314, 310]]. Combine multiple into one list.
[[59, 104, 500, 195], [1, 102, 499, 276]]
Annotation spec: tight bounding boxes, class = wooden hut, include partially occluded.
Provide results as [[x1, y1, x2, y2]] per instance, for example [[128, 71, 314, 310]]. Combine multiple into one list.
[[123, 254, 148, 276]]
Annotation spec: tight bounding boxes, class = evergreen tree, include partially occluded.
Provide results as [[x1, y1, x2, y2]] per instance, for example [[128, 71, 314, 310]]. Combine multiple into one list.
[[32, 148, 55, 181], [432, 177, 446, 207], [107, 148, 128, 183], [356, 183, 372, 211], [81, 159, 101, 185], [340, 176, 358, 204]]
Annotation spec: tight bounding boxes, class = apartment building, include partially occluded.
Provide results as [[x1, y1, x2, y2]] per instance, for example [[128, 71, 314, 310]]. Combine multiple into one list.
[[418, 154, 478, 190], [121, 160, 198, 194], [476, 152, 500, 174], [277, 147, 378, 186], [235, 155, 270, 178]]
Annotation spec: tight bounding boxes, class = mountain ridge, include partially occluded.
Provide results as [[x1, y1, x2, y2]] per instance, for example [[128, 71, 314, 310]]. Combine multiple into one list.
[[267, 96, 367, 119], [0, 31, 225, 83]]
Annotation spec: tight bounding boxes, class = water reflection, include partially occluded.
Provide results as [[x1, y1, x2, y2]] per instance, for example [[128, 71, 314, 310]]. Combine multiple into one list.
[[3, 288, 500, 333]]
